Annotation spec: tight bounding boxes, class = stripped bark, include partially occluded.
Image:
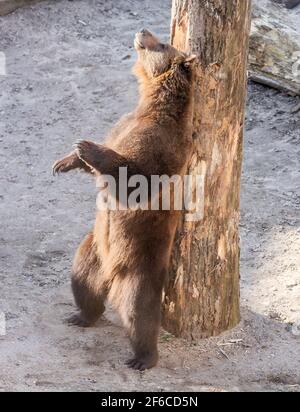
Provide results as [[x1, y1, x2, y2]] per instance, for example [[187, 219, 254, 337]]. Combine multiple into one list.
[[162, 0, 252, 339]]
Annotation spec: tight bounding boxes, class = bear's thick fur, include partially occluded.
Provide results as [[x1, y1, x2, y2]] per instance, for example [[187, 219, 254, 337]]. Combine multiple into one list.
[[53, 29, 195, 370]]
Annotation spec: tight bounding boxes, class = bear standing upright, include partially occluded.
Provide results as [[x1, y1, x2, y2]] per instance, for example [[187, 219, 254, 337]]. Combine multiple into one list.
[[53, 29, 196, 370]]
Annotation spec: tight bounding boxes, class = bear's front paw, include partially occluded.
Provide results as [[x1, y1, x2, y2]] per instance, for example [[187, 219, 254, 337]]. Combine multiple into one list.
[[74, 140, 99, 166], [52, 152, 78, 175]]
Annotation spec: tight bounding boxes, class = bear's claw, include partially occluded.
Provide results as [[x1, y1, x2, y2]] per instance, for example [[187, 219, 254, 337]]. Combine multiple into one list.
[[125, 354, 158, 371], [66, 313, 95, 328]]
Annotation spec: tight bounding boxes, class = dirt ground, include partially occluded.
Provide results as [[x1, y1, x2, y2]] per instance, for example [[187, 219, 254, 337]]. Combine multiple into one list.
[[0, 0, 299, 392]]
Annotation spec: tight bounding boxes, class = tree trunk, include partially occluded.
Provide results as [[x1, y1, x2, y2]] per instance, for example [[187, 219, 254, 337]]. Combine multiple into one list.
[[162, 0, 252, 339]]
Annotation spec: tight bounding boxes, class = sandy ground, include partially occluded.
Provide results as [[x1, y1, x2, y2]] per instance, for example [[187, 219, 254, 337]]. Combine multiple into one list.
[[0, 0, 299, 392]]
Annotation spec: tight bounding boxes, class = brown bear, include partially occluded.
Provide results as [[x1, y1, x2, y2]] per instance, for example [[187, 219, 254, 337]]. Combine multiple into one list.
[[53, 29, 196, 370]]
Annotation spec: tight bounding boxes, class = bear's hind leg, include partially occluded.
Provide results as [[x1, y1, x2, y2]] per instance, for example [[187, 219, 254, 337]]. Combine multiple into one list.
[[111, 273, 164, 370], [68, 232, 106, 327]]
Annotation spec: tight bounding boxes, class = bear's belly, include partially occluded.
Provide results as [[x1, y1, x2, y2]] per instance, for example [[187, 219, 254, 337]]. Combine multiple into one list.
[[94, 209, 179, 278]]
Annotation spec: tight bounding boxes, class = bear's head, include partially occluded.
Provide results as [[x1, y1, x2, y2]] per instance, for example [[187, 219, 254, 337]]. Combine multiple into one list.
[[134, 29, 196, 81]]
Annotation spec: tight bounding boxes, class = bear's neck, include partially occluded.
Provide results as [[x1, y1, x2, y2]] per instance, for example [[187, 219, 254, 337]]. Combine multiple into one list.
[[137, 71, 193, 125]]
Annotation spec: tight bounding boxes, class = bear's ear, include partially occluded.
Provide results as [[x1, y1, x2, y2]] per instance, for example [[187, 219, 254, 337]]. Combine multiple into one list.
[[183, 54, 197, 68]]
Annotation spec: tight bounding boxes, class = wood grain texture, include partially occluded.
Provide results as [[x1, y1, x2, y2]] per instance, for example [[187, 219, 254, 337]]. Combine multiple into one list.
[[250, 0, 300, 95], [162, 0, 252, 339]]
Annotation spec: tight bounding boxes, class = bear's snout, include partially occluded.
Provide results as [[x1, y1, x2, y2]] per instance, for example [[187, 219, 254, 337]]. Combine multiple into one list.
[[134, 30, 159, 51]]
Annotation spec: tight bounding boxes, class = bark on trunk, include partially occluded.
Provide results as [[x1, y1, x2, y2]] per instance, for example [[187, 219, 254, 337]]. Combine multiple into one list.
[[250, 0, 300, 95], [162, 0, 252, 339]]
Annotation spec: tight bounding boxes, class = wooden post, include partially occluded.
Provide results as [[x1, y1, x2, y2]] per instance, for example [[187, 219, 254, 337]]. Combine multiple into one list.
[[162, 0, 252, 339]]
